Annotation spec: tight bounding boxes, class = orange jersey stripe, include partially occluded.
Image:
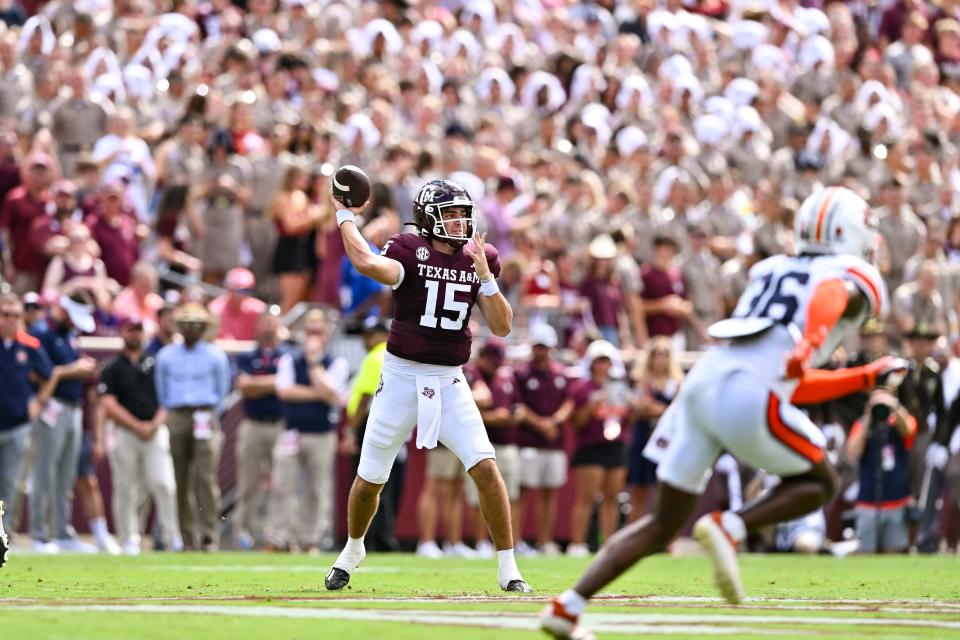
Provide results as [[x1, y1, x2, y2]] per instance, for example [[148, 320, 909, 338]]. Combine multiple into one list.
[[846, 266, 882, 315], [814, 187, 837, 243], [767, 393, 824, 464]]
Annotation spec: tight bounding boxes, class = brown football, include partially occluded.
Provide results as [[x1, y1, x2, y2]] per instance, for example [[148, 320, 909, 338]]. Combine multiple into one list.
[[331, 165, 372, 208]]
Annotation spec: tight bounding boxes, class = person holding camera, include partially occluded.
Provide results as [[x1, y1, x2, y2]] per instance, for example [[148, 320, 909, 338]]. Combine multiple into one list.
[[845, 380, 917, 553]]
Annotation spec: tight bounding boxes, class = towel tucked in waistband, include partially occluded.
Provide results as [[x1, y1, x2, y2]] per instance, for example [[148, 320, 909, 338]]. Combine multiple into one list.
[[415, 374, 442, 450]]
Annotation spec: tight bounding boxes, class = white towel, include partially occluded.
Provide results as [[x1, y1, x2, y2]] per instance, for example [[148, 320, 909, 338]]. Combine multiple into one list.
[[415, 375, 442, 450]]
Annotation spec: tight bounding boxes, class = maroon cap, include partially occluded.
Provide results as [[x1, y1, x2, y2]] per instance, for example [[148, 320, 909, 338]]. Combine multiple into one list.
[[119, 315, 144, 330], [479, 338, 506, 363]]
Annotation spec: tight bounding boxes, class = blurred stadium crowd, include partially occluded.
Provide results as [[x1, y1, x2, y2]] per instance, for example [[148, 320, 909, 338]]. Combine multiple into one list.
[[1, 0, 960, 556]]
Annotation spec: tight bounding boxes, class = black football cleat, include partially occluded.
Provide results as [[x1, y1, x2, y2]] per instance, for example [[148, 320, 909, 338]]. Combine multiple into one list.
[[504, 579, 533, 593], [325, 567, 351, 590], [0, 501, 8, 569]]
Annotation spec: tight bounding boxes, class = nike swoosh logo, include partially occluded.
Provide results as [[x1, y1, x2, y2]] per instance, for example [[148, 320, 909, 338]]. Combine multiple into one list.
[[332, 176, 350, 192]]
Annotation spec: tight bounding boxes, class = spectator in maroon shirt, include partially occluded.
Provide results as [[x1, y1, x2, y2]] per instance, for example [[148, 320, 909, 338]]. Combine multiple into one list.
[[580, 234, 628, 348], [0, 152, 55, 293], [880, 0, 932, 45], [936, 19, 960, 86], [567, 340, 638, 556], [84, 182, 141, 287], [514, 324, 574, 554], [29, 180, 88, 276], [641, 235, 693, 347]]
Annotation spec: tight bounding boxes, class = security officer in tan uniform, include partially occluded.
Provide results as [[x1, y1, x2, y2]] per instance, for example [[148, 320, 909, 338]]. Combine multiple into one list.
[[681, 223, 723, 350], [50, 69, 110, 178]]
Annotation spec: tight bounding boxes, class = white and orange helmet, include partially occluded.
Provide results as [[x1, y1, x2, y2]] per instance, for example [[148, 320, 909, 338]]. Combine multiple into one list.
[[794, 186, 879, 261]]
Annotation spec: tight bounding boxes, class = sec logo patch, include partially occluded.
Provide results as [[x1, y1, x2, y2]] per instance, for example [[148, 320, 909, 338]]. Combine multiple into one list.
[[16, 350, 27, 364], [416, 246, 430, 261]]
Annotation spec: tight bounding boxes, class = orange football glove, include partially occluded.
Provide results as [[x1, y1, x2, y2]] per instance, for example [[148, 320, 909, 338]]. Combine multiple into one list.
[[785, 339, 813, 379]]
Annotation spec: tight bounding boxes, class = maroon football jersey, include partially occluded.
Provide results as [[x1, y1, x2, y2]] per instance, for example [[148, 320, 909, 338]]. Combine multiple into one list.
[[382, 232, 502, 366]]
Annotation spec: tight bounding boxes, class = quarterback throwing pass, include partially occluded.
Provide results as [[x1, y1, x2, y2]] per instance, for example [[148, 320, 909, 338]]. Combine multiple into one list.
[[326, 178, 531, 594]]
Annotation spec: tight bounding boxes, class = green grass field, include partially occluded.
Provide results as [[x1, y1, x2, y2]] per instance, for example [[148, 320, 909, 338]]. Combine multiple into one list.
[[2, 552, 959, 639]]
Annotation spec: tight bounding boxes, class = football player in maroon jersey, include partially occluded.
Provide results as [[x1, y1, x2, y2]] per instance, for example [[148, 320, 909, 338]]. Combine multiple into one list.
[[326, 179, 531, 593]]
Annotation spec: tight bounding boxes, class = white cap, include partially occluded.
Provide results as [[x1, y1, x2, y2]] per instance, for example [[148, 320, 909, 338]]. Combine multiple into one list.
[[580, 103, 612, 146], [124, 64, 154, 99], [864, 102, 899, 136], [312, 68, 339, 92], [677, 12, 714, 41], [647, 9, 679, 46], [799, 35, 835, 70], [732, 105, 762, 139], [570, 65, 606, 104], [751, 44, 787, 73], [252, 28, 281, 54], [616, 74, 654, 111], [731, 20, 768, 50], [796, 6, 831, 36], [588, 234, 618, 260], [856, 80, 890, 111], [360, 19, 403, 58], [461, 0, 497, 35], [476, 67, 515, 103], [59, 295, 95, 334], [410, 20, 445, 51], [585, 339, 619, 366], [653, 166, 682, 204], [616, 126, 649, 157], [658, 54, 693, 81], [671, 74, 703, 106], [724, 77, 759, 107], [704, 95, 736, 122], [446, 29, 481, 62], [693, 114, 729, 147], [529, 323, 558, 349], [520, 71, 567, 112]]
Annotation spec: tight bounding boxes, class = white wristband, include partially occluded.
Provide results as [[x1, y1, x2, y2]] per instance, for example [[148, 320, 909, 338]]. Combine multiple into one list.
[[336, 209, 356, 226], [479, 276, 499, 297]]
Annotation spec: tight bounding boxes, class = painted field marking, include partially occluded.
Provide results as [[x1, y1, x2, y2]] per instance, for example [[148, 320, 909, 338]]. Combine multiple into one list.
[[143, 565, 406, 573], [0, 604, 797, 636], [5, 603, 960, 634]]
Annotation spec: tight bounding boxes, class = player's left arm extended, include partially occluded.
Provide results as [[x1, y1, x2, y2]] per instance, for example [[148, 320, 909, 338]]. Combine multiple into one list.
[[789, 279, 896, 404]]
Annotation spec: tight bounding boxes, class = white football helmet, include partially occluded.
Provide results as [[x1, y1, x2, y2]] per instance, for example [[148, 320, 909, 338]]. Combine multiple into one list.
[[794, 186, 879, 261]]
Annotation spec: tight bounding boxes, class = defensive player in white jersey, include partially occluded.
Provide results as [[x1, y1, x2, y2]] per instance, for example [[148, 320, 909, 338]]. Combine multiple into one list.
[[541, 187, 909, 639]]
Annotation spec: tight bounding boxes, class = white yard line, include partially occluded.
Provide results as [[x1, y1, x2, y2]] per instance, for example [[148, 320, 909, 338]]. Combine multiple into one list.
[[0, 604, 794, 636], [5, 603, 960, 634], [143, 565, 406, 573]]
